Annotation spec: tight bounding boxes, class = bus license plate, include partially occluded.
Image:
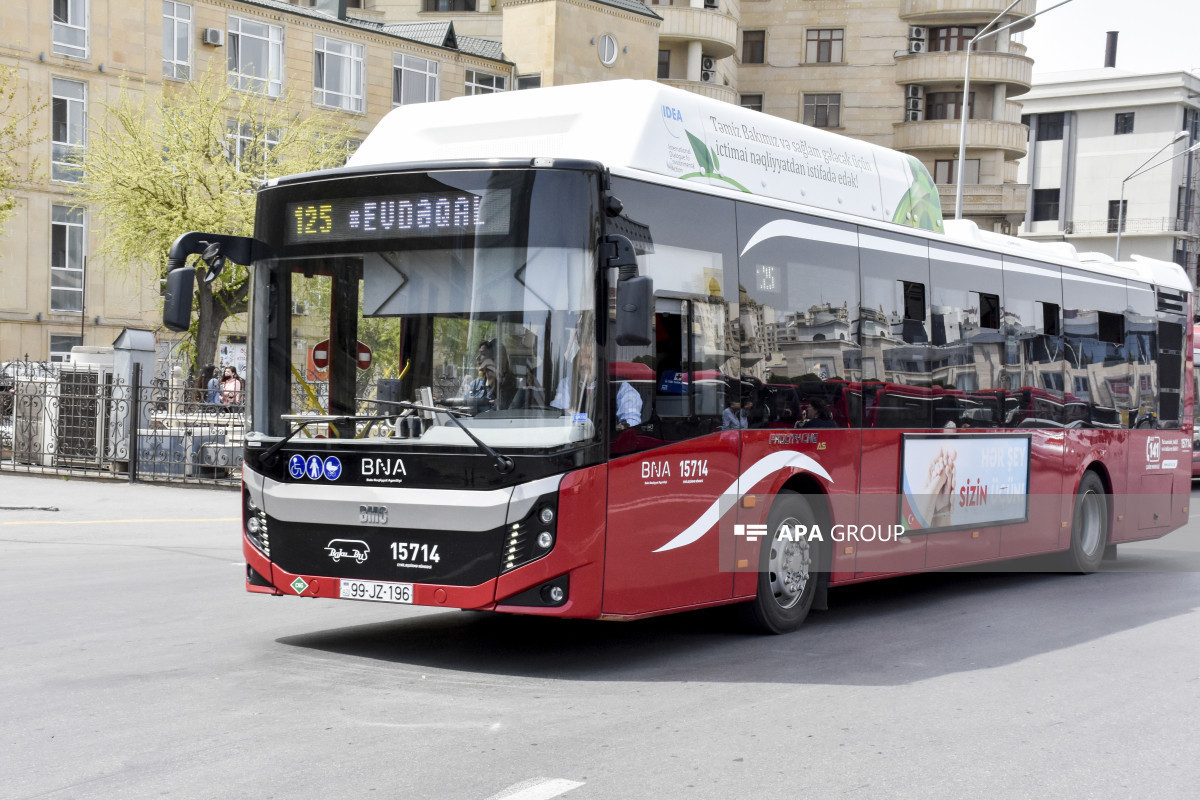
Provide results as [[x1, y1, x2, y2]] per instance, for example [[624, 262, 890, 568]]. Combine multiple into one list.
[[339, 579, 414, 604]]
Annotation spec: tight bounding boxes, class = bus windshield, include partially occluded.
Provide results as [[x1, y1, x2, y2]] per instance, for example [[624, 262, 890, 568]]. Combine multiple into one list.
[[251, 168, 601, 451]]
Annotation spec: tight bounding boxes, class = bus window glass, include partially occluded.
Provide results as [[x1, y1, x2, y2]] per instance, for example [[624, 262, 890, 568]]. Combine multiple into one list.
[[606, 178, 739, 454], [1062, 267, 1127, 427], [929, 244, 1005, 429], [735, 203, 860, 428], [255, 169, 603, 450], [859, 230, 933, 428], [1002, 257, 1066, 427], [1126, 280, 1157, 427]]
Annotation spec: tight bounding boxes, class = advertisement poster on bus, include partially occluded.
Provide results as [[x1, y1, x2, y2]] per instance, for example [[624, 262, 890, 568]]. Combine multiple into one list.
[[899, 434, 1030, 532], [650, 87, 944, 233]]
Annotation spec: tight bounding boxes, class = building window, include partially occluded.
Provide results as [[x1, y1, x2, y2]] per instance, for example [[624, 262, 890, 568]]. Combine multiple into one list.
[[49, 334, 83, 363], [803, 94, 840, 128], [422, 0, 476, 9], [51, 205, 85, 313], [926, 91, 972, 121], [52, 0, 89, 59], [805, 29, 843, 63], [934, 159, 980, 185], [1108, 199, 1127, 233], [1114, 112, 1135, 135], [314, 35, 365, 112], [929, 26, 977, 53], [516, 75, 541, 90], [162, 2, 192, 80], [465, 70, 507, 95], [1036, 112, 1064, 141], [228, 16, 283, 97], [225, 120, 279, 179], [598, 34, 618, 67], [1032, 189, 1060, 222], [657, 49, 670, 80], [393, 54, 438, 106], [742, 30, 765, 64], [740, 94, 763, 112], [51, 78, 87, 183]]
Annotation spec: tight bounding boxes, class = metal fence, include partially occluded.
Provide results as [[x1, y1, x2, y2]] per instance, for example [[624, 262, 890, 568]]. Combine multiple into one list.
[[2, 359, 242, 488]]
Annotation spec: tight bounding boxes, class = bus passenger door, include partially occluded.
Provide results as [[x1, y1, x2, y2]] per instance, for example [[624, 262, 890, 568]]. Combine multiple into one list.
[[604, 298, 742, 615]]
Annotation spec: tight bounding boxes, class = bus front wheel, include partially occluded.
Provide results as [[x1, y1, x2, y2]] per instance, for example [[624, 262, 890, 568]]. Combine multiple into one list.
[[1063, 471, 1109, 573], [746, 490, 820, 634]]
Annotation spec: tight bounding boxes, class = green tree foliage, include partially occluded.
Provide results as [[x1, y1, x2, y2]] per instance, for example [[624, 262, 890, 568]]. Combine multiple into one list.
[[0, 65, 46, 244], [75, 63, 359, 377]]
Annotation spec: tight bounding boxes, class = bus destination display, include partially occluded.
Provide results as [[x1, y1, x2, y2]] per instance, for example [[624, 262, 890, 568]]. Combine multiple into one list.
[[286, 189, 512, 244]]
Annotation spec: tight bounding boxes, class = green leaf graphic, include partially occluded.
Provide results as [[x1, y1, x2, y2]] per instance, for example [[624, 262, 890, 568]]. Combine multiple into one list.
[[686, 131, 713, 174]]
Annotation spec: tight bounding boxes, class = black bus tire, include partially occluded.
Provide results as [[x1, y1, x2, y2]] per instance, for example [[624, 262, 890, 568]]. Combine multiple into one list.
[[746, 489, 820, 634], [1063, 471, 1109, 573]]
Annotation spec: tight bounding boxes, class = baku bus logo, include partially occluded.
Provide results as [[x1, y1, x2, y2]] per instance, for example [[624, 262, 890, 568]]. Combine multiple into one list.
[[325, 539, 370, 564]]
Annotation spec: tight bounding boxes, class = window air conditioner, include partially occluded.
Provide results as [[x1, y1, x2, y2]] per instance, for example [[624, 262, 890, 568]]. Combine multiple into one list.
[[701, 70, 715, 83], [906, 97, 924, 112], [906, 109, 923, 123], [909, 27, 926, 41], [906, 84, 924, 100], [908, 39, 925, 54], [702, 56, 716, 72], [202, 28, 225, 47]]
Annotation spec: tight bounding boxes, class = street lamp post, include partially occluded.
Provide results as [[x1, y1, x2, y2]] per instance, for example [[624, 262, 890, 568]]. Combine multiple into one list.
[[954, 0, 1075, 221], [1115, 133, 1200, 261]]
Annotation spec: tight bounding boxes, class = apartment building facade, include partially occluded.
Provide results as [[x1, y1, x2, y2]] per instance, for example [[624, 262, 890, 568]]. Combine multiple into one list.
[[1017, 68, 1200, 285]]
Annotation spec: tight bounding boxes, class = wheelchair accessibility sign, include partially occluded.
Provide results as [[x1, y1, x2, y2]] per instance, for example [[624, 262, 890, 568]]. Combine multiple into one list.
[[288, 454, 343, 481]]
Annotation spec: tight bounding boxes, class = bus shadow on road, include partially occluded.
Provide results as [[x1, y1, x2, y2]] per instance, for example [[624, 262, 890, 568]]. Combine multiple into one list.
[[277, 550, 1200, 686]]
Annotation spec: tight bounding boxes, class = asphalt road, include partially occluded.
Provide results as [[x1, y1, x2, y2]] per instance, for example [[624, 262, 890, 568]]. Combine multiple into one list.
[[1, 472, 1198, 799]]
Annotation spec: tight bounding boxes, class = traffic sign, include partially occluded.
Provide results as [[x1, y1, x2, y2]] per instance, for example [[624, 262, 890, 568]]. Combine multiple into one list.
[[311, 340, 329, 370], [310, 340, 372, 371]]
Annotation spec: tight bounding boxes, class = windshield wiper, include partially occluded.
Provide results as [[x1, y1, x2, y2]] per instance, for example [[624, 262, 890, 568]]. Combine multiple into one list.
[[359, 397, 515, 474], [258, 413, 393, 468]]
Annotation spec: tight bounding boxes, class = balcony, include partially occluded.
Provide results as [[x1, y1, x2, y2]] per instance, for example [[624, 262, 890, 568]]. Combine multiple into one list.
[[937, 183, 1028, 218], [902, 0, 1036, 31], [896, 51, 1033, 96], [657, 7, 739, 60], [1065, 218, 1195, 236], [893, 119, 1028, 159], [661, 78, 737, 105]]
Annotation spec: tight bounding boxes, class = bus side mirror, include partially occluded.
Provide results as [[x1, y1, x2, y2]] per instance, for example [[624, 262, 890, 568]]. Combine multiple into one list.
[[163, 266, 195, 332], [604, 233, 654, 347], [616, 276, 653, 347]]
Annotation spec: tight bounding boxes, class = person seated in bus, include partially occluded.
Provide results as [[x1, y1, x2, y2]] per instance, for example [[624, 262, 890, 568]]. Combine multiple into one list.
[[551, 337, 643, 429], [464, 338, 517, 412], [722, 398, 748, 430], [796, 397, 837, 428]]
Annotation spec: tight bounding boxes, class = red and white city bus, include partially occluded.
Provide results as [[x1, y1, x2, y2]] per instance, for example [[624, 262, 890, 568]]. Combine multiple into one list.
[[163, 81, 1193, 633]]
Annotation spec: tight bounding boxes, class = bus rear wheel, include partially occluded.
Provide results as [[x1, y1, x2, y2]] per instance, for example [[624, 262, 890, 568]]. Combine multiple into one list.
[[1063, 471, 1109, 573], [746, 490, 820, 634]]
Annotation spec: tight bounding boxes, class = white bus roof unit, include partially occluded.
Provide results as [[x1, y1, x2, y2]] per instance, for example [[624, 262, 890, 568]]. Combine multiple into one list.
[[351, 79, 945, 234]]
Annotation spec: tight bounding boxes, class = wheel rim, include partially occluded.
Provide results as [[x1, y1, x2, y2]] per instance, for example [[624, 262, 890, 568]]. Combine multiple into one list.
[[1078, 489, 1103, 557], [768, 515, 811, 610]]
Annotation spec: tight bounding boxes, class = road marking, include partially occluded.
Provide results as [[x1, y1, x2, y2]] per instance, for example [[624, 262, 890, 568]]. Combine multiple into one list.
[[0, 517, 239, 527], [484, 778, 585, 800]]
